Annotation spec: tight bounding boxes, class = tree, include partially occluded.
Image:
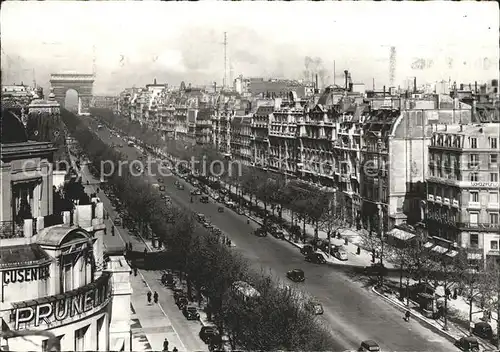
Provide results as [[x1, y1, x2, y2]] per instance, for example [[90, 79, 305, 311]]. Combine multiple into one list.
[[318, 195, 348, 254], [483, 259, 500, 348]]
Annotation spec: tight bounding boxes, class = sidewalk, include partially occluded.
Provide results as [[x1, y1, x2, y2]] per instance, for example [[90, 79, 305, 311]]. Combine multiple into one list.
[[373, 285, 498, 350]]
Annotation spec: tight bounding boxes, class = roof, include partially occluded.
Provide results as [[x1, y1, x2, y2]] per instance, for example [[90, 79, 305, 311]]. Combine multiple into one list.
[[0, 243, 53, 269], [36, 225, 90, 247], [1, 109, 28, 143]]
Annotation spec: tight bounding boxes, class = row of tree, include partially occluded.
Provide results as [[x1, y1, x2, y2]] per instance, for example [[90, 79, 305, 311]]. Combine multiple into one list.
[[64, 109, 338, 350], [91, 109, 500, 346]]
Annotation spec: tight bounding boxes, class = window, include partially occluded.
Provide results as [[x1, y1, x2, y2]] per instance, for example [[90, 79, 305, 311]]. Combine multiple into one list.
[[491, 173, 499, 182], [469, 172, 479, 181], [470, 212, 479, 225], [469, 154, 479, 168], [74, 326, 88, 352], [490, 213, 499, 224], [490, 192, 499, 204], [470, 233, 479, 247], [490, 137, 498, 149], [470, 191, 479, 202], [470, 137, 477, 149], [490, 154, 498, 164], [491, 241, 499, 250]]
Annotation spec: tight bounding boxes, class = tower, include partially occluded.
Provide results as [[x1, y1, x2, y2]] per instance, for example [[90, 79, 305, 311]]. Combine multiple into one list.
[[223, 32, 227, 90]]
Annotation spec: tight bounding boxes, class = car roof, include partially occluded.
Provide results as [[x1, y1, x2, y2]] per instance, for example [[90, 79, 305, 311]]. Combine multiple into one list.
[[292, 269, 304, 273], [361, 340, 379, 347]]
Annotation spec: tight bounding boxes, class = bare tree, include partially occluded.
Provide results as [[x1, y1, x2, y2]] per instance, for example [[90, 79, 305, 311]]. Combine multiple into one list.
[[483, 259, 500, 348]]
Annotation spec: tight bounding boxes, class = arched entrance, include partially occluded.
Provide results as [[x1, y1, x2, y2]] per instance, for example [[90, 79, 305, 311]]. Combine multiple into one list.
[[49, 73, 94, 115], [64, 89, 79, 113]]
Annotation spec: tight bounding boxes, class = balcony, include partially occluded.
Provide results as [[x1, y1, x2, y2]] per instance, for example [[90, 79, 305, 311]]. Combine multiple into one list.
[[427, 194, 435, 202], [458, 222, 500, 231], [452, 199, 460, 208], [443, 198, 451, 206], [487, 202, 500, 209], [435, 196, 442, 204]]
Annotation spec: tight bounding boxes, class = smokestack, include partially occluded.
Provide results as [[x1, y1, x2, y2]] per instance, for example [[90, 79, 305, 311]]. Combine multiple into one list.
[[344, 70, 349, 91], [214, 81, 217, 93], [383, 85, 386, 97], [315, 74, 318, 91], [414, 77, 417, 93], [475, 81, 478, 94]]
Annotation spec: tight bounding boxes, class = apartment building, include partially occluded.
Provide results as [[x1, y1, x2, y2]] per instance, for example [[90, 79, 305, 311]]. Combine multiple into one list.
[[268, 92, 303, 176], [195, 107, 213, 146], [426, 123, 500, 261], [360, 94, 473, 234], [230, 115, 253, 166], [251, 104, 273, 168]]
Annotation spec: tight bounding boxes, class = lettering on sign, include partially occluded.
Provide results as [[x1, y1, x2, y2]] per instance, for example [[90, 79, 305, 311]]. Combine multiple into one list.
[[471, 182, 499, 188], [3, 266, 50, 285], [11, 274, 111, 330]]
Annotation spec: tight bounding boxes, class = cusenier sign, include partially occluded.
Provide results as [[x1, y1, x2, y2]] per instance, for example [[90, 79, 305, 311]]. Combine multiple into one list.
[[2, 266, 50, 285]]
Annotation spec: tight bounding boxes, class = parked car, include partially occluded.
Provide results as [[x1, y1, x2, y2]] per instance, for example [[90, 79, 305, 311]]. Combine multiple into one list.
[[196, 214, 206, 222], [454, 336, 479, 352], [161, 194, 168, 200], [363, 263, 388, 277], [472, 321, 493, 340], [358, 340, 381, 351], [191, 189, 202, 196], [305, 301, 324, 315], [173, 288, 186, 302], [305, 252, 326, 264], [159, 185, 166, 192], [254, 228, 268, 237], [300, 244, 314, 256], [182, 305, 200, 320], [113, 218, 122, 226], [334, 250, 348, 261], [271, 229, 285, 240], [286, 269, 305, 282], [200, 195, 209, 203], [176, 296, 188, 309], [199, 326, 220, 345]]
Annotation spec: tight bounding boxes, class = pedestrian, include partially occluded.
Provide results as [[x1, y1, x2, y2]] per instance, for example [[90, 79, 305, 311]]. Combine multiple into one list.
[[247, 218, 250, 224], [129, 242, 133, 251], [163, 338, 169, 352], [97, 187, 100, 193], [344, 237, 348, 245], [445, 287, 451, 300], [453, 288, 458, 300], [404, 309, 411, 322], [87, 180, 90, 185], [147, 291, 152, 304], [111, 226, 115, 236], [356, 246, 361, 255], [134, 267, 138, 276], [227, 239, 231, 247], [144, 248, 147, 256], [153, 291, 159, 304], [172, 347, 178, 352]]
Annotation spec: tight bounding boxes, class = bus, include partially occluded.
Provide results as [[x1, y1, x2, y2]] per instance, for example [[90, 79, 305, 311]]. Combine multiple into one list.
[[231, 281, 261, 303]]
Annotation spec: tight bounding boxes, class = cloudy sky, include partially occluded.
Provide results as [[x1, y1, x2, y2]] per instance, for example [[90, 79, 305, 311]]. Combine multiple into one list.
[[1, 1, 498, 95]]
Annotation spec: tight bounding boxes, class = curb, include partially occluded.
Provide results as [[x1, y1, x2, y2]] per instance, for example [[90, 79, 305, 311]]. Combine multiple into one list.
[[371, 286, 458, 344]]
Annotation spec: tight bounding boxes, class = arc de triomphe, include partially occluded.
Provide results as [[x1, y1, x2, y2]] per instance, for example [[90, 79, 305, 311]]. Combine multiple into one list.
[[49, 73, 94, 115]]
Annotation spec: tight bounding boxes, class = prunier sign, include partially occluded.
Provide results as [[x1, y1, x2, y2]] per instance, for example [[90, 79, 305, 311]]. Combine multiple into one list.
[[10, 273, 111, 330]]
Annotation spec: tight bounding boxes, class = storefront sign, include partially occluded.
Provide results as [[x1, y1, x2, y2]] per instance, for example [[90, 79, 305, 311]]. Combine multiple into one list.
[[11, 274, 110, 330], [471, 182, 499, 188], [3, 266, 50, 285]]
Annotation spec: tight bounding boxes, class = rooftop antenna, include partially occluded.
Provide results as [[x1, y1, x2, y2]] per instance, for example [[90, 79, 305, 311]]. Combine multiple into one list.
[[223, 32, 228, 90]]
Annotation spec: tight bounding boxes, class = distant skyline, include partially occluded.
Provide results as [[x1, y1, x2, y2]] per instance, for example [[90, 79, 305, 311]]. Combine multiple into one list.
[[1, 1, 498, 95]]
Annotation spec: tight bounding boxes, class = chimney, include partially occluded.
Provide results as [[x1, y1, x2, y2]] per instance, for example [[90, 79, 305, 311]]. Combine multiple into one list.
[[460, 83, 464, 90], [414, 77, 417, 93], [315, 74, 319, 92], [214, 82, 217, 93], [383, 85, 386, 97], [344, 70, 349, 91], [154, 78, 157, 85], [475, 81, 478, 94]]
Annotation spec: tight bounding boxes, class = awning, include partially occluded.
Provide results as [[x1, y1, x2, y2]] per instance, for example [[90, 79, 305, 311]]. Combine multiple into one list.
[[423, 242, 434, 249], [487, 250, 500, 257], [467, 252, 483, 260], [446, 250, 458, 258], [431, 245, 448, 254], [388, 228, 416, 241]]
